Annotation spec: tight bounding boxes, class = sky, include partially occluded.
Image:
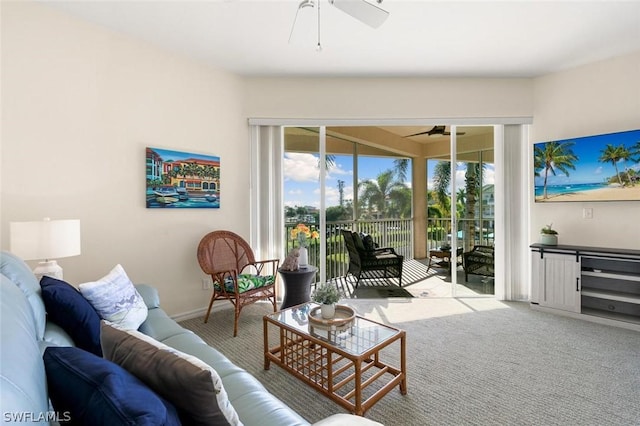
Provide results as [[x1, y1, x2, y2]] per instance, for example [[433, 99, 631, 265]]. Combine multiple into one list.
[[150, 147, 219, 163], [533, 129, 640, 187], [284, 153, 495, 209]]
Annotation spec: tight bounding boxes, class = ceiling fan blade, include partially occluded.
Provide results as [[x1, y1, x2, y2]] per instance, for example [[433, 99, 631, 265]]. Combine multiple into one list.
[[329, 0, 389, 28], [404, 130, 431, 138]]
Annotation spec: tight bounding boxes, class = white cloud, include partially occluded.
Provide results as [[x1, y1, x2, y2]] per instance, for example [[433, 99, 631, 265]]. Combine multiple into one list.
[[284, 153, 319, 182], [326, 163, 352, 178]]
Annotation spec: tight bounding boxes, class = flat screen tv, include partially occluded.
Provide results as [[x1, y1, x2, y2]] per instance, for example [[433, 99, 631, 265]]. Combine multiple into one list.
[[534, 129, 640, 202]]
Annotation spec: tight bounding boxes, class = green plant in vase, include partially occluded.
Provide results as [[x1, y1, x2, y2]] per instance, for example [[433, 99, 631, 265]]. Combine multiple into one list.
[[312, 283, 340, 319], [540, 224, 558, 245]]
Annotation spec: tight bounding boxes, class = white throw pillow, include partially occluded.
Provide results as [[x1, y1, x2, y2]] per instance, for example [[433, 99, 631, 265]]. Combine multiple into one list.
[[79, 264, 148, 330]]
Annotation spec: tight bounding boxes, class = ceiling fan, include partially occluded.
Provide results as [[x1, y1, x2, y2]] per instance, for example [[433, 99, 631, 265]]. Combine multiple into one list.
[[289, 0, 389, 48], [404, 126, 466, 138]]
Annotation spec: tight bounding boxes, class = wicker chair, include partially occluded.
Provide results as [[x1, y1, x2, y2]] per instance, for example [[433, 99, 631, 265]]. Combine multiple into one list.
[[341, 230, 404, 288], [197, 230, 279, 337], [463, 245, 495, 281]]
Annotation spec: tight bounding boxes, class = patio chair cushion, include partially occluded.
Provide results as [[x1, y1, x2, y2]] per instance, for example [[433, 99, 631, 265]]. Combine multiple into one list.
[[216, 274, 275, 293], [352, 232, 366, 251], [361, 234, 377, 251]]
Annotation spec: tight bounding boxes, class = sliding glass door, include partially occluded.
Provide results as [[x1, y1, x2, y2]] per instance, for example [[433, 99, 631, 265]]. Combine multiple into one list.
[[454, 125, 495, 296], [426, 125, 495, 297]]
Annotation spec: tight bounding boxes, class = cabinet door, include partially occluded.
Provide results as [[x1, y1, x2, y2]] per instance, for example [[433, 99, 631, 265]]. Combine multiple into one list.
[[539, 253, 581, 313]]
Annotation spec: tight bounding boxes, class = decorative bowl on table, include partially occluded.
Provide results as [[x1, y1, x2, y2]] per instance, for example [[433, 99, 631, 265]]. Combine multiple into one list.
[[308, 304, 355, 331]]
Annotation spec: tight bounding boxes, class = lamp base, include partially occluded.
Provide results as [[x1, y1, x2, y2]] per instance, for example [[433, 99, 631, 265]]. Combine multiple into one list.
[[33, 260, 63, 280]]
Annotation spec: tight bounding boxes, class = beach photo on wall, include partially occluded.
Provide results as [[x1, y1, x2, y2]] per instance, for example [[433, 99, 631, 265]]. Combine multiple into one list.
[[146, 147, 220, 208], [534, 129, 640, 202]]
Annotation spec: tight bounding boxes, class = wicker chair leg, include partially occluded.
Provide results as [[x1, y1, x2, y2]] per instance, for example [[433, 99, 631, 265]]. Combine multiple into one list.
[[203, 293, 216, 323], [233, 305, 241, 337]]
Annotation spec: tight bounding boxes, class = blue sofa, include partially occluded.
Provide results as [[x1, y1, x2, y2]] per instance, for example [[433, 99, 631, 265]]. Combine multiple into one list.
[[1, 251, 380, 425]]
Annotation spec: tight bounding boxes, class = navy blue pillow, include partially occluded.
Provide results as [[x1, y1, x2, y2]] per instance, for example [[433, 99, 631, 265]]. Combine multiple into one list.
[[40, 276, 102, 356], [43, 346, 180, 426]]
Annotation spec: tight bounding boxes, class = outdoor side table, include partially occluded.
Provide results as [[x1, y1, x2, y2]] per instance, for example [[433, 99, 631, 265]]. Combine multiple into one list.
[[278, 266, 318, 309]]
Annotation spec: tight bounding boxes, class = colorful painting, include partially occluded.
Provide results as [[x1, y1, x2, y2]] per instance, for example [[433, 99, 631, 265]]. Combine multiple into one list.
[[534, 129, 640, 202], [146, 147, 220, 208]]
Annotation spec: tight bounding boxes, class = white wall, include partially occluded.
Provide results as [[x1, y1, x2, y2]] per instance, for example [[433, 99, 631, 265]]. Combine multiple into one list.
[[244, 77, 533, 120], [531, 51, 640, 249], [3, 2, 638, 316], [1, 2, 248, 316]]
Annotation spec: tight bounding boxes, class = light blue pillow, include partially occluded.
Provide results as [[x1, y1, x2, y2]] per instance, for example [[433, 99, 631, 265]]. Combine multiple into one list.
[[79, 264, 147, 330]]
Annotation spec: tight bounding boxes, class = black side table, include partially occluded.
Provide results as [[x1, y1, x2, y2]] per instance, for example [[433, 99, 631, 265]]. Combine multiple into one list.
[[278, 266, 318, 310]]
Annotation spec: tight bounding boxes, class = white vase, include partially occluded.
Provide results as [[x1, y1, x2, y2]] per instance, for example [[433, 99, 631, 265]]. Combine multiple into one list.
[[321, 303, 335, 319], [298, 246, 308, 268]]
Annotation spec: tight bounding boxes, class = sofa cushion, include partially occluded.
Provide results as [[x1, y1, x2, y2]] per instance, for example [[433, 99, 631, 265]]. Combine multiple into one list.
[[79, 264, 148, 330], [139, 306, 197, 342], [40, 276, 102, 355], [101, 322, 242, 426], [0, 275, 49, 419], [43, 321, 76, 348], [135, 283, 161, 309], [0, 251, 46, 340], [43, 346, 180, 426]]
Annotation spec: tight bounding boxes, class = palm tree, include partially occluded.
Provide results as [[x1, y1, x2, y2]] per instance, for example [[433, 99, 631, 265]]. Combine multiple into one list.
[[534, 141, 578, 199], [463, 163, 483, 250], [432, 161, 451, 213], [358, 169, 408, 219], [393, 158, 410, 182], [599, 144, 630, 186]]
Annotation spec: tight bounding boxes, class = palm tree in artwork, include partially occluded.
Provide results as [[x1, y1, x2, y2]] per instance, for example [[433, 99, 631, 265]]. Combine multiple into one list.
[[534, 141, 578, 199], [599, 144, 630, 186]]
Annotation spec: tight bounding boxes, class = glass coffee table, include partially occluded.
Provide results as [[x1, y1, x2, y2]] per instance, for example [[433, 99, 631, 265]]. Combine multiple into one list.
[[263, 303, 407, 416]]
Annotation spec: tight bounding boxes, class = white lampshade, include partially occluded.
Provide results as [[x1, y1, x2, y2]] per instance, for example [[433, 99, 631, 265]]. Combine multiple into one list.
[[10, 218, 81, 279]]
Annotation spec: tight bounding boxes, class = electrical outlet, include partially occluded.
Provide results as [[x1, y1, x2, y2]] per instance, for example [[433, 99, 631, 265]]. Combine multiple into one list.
[[583, 208, 593, 219], [202, 277, 213, 290]]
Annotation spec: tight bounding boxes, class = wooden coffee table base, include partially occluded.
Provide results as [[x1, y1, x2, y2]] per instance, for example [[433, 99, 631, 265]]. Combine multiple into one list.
[[263, 311, 406, 416]]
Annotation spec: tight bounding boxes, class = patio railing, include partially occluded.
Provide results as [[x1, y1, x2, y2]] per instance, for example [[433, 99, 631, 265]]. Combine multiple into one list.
[[283, 218, 493, 284], [285, 219, 413, 282], [427, 217, 495, 251]]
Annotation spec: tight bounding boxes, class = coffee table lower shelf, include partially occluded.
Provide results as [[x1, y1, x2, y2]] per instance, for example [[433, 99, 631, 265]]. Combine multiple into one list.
[[263, 312, 406, 416]]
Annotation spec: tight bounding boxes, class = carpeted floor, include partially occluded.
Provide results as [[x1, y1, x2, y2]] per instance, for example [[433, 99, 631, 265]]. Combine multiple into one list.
[[180, 298, 640, 426]]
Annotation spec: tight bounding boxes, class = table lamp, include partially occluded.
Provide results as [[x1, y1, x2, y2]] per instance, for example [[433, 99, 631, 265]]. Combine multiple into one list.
[[10, 218, 81, 280]]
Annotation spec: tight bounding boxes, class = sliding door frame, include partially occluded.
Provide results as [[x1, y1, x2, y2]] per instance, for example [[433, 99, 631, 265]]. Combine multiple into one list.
[[249, 117, 531, 301]]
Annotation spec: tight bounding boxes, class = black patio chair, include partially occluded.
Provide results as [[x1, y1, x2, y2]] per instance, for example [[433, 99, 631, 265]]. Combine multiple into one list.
[[341, 230, 404, 288]]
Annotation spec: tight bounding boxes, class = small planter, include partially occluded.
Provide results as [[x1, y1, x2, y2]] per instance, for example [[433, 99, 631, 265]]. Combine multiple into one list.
[[540, 234, 558, 245], [320, 303, 336, 319]]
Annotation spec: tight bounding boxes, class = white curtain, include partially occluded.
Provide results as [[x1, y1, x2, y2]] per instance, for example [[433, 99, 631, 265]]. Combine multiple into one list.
[[500, 124, 531, 300], [249, 125, 284, 267]]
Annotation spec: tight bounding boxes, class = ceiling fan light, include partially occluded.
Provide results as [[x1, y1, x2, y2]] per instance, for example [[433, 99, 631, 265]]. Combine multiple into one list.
[[329, 0, 389, 28], [299, 0, 315, 9]]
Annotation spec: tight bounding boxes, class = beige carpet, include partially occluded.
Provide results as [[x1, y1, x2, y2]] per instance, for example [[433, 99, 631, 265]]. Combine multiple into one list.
[[180, 298, 640, 425]]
